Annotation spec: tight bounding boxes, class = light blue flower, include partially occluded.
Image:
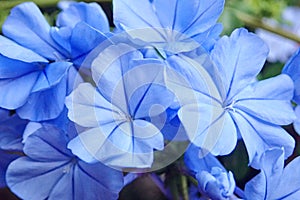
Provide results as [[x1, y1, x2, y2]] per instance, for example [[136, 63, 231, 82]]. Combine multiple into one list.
[[245, 148, 300, 199], [168, 28, 296, 169], [185, 144, 235, 200], [113, 0, 224, 54], [66, 43, 175, 168], [6, 124, 124, 200]]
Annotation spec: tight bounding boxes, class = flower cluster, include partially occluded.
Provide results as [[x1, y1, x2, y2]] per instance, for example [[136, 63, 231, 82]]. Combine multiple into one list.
[[0, 0, 300, 199]]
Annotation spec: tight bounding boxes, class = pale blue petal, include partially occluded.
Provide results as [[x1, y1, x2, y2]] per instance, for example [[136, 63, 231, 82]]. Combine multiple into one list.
[[17, 75, 67, 121], [178, 104, 237, 156], [245, 148, 284, 199], [210, 28, 269, 101], [65, 83, 124, 128], [272, 156, 300, 199], [235, 74, 295, 125], [233, 111, 295, 169], [57, 2, 109, 33], [113, 0, 162, 30], [0, 72, 39, 109], [68, 120, 164, 168], [2, 2, 63, 60], [92, 43, 142, 102], [155, 0, 224, 36], [0, 35, 47, 63]]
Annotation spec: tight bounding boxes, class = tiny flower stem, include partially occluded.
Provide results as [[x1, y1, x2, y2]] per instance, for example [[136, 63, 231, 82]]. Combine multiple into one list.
[[230, 7, 300, 43], [180, 175, 189, 200]]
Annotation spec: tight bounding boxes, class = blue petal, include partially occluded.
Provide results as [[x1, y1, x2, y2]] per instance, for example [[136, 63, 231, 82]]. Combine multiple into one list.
[[272, 155, 300, 199], [153, 0, 224, 36], [178, 104, 237, 156], [57, 2, 109, 33], [17, 75, 68, 121], [235, 74, 295, 125], [68, 119, 164, 168], [23, 125, 72, 161], [282, 48, 300, 104], [65, 83, 124, 128], [233, 111, 295, 169], [184, 144, 225, 174], [294, 106, 300, 134], [210, 28, 269, 101], [0, 72, 39, 109], [70, 22, 109, 61], [244, 148, 284, 199], [0, 115, 27, 151], [0, 150, 19, 188], [31, 62, 72, 92], [6, 158, 69, 200], [2, 2, 63, 60]]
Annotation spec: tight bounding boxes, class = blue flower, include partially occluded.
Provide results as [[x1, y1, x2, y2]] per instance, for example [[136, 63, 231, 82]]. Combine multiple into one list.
[[244, 148, 300, 199], [113, 0, 224, 54], [185, 144, 235, 199], [65, 43, 175, 168], [168, 28, 295, 169], [6, 124, 124, 200], [0, 2, 112, 121]]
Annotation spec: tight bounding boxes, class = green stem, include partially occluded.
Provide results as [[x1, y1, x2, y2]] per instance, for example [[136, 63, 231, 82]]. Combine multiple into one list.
[[181, 175, 189, 200], [170, 176, 180, 200], [230, 7, 300, 43]]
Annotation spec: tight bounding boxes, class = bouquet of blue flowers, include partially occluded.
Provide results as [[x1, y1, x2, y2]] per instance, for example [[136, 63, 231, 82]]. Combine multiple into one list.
[[1, 0, 300, 199]]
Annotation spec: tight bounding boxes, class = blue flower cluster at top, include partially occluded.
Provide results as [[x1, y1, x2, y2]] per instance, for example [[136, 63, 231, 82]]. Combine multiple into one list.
[[0, 0, 300, 199]]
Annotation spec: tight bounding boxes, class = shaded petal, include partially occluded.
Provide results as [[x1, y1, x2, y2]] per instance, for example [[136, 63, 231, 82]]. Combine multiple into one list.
[[24, 125, 72, 161], [70, 22, 109, 60], [282, 48, 300, 104], [294, 105, 300, 134], [235, 74, 295, 125], [233, 111, 295, 169], [2, 2, 63, 60], [0, 72, 39, 109], [17, 75, 67, 121], [0, 150, 19, 188], [184, 144, 225, 175], [31, 62, 72, 92], [6, 157, 69, 200], [57, 2, 109, 33], [0, 115, 27, 151], [210, 28, 269, 101]]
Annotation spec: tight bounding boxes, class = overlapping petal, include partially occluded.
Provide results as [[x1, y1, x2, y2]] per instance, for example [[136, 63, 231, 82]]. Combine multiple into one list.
[[57, 2, 109, 33], [2, 2, 64, 60], [113, 0, 224, 53], [6, 125, 123, 200]]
